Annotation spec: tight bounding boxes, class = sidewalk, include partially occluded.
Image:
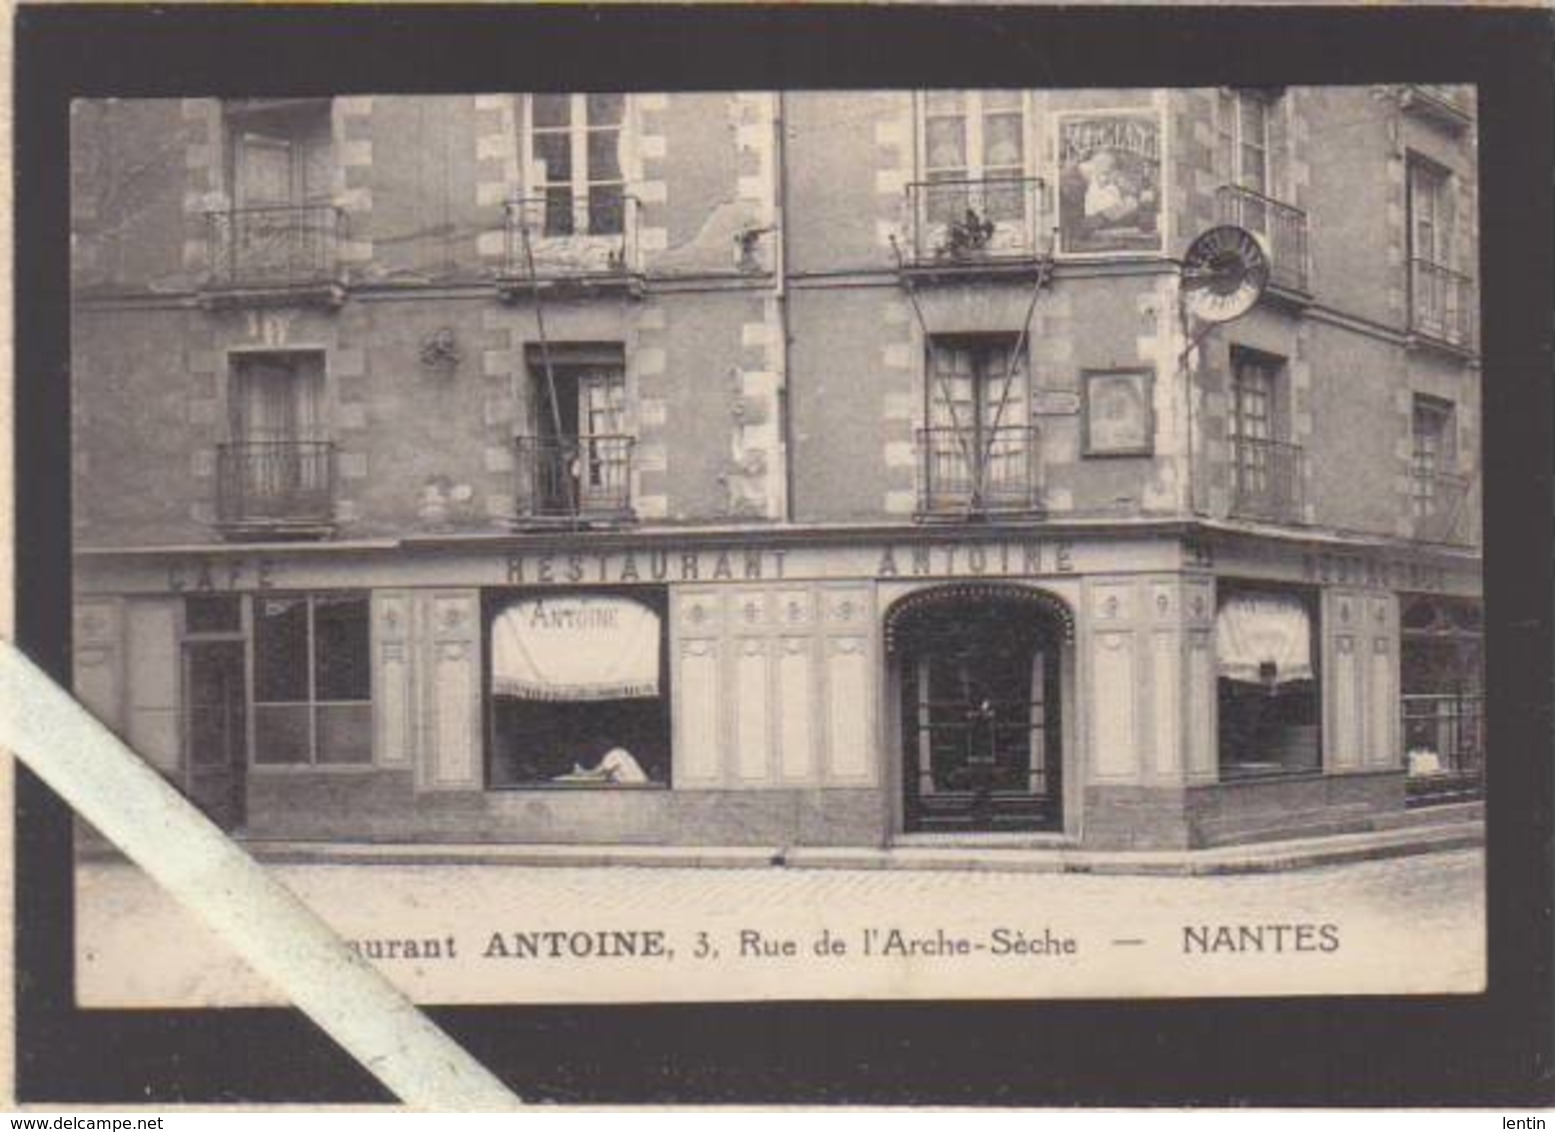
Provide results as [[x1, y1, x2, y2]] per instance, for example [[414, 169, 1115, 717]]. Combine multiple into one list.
[[224, 801, 1484, 876]]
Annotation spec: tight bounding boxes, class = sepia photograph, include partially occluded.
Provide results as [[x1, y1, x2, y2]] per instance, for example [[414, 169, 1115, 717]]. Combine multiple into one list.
[[68, 81, 1487, 1007], [13, 2, 1553, 1109]]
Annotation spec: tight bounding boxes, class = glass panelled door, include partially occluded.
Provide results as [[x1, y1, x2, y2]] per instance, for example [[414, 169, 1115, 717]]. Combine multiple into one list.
[[183, 639, 247, 830], [901, 608, 1061, 832]]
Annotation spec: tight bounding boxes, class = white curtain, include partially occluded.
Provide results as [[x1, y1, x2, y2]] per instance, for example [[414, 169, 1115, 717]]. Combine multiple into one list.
[[1215, 592, 1314, 685], [492, 596, 660, 701]]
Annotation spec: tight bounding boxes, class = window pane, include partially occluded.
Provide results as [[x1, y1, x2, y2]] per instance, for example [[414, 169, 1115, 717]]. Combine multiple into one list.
[[544, 186, 575, 236], [185, 595, 241, 634], [531, 94, 570, 129], [253, 703, 310, 764], [586, 93, 625, 126], [983, 114, 1024, 169], [589, 184, 625, 235], [925, 117, 967, 171], [253, 596, 308, 702], [314, 595, 370, 702], [317, 704, 373, 764], [533, 133, 571, 186], [587, 128, 622, 183]]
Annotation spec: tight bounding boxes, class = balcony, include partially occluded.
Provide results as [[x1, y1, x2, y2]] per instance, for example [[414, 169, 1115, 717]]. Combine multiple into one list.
[[902, 177, 1049, 282], [916, 426, 1042, 519], [498, 195, 644, 300], [216, 441, 337, 538], [1409, 259, 1477, 353], [514, 434, 636, 525], [203, 205, 345, 308], [1229, 436, 1304, 524], [1399, 85, 1474, 133], [1216, 185, 1310, 296], [1410, 469, 1472, 544]]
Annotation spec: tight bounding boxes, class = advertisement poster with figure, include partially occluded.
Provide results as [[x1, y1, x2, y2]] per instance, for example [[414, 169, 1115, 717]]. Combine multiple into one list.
[[1057, 109, 1163, 255]]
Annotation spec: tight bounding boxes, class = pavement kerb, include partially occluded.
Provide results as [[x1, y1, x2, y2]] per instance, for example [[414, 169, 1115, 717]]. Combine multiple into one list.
[[189, 816, 1487, 876]]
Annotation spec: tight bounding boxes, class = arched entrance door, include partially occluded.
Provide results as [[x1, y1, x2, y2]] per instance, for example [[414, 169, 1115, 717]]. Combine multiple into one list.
[[888, 586, 1069, 833]]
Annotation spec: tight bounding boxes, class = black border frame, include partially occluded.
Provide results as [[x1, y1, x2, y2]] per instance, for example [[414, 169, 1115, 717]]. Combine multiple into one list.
[[16, 3, 1555, 1106]]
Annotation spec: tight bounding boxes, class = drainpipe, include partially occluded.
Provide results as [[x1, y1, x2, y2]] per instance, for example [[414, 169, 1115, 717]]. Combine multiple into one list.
[[774, 89, 796, 522]]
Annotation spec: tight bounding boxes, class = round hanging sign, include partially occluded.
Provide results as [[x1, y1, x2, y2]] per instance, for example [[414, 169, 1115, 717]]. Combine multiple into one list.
[[1181, 225, 1270, 323]]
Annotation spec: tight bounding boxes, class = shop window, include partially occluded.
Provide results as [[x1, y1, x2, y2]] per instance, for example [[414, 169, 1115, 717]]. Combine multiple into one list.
[[1215, 586, 1321, 777], [525, 93, 627, 237], [486, 590, 670, 788], [252, 593, 371, 765], [1401, 596, 1484, 800]]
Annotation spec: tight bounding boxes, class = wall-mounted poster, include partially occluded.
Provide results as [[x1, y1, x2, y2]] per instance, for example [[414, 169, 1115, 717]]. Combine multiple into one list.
[[1082, 368, 1155, 455], [1057, 110, 1163, 255]]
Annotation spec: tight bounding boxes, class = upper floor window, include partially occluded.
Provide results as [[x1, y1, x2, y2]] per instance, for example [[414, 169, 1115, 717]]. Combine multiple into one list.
[[1411, 395, 1457, 481], [209, 100, 342, 293], [922, 91, 1027, 183], [1228, 347, 1303, 524], [917, 335, 1038, 515], [1215, 90, 1278, 198], [526, 94, 627, 237], [516, 343, 633, 521], [225, 100, 333, 210], [217, 351, 336, 534], [1410, 394, 1468, 541], [1408, 156, 1454, 267]]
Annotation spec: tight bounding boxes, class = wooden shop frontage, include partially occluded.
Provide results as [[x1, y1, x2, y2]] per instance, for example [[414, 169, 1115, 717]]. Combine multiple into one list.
[[72, 521, 1481, 850]]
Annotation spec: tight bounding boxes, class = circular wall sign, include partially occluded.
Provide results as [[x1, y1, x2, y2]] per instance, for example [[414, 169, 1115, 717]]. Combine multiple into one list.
[[1181, 225, 1270, 323]]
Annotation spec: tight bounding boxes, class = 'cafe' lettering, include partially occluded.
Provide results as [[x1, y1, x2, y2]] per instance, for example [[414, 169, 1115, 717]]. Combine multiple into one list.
[[168, 557, 277, 593]]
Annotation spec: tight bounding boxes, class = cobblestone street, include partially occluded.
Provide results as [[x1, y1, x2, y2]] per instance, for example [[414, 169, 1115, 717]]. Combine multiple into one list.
[[77, 846, 1484, 1007]]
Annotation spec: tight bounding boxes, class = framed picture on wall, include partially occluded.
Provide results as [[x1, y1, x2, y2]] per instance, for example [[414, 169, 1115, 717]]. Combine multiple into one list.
[[1082, 368, 1154, 455]]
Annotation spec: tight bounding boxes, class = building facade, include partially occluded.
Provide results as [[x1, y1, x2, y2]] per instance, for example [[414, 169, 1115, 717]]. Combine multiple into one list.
[[69, 87, 1482, 850]]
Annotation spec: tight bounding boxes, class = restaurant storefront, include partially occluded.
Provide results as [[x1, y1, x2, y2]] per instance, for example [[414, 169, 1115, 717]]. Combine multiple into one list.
[[72, 524, 1482, 851]]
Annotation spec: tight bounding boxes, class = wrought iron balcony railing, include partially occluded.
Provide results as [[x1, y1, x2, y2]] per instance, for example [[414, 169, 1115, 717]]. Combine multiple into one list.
[[503, 194, 643, 284], [1410, 469, 1472, 543], [1229, 436, 1305, 524], [1216, 185, 1310, 294], [1409, 259, 1477, 351], [514, 434, 635, 521], [904, 177, 1047, 269], [206, 205, 343, 290], [216, 441, 337, 532], [916, 425, 1042, 517]]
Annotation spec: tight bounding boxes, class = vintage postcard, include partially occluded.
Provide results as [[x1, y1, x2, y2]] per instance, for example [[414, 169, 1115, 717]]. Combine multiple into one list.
[[61, 80, 1492, 1013]]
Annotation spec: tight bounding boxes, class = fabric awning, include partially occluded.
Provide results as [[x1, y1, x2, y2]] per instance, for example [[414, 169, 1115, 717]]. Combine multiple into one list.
[[1215, 592, 1314, 685], [492, 596, 660, 701]]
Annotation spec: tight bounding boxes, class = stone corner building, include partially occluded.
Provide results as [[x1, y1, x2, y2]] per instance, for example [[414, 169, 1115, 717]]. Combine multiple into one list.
[[70, 87, 1483, 851]]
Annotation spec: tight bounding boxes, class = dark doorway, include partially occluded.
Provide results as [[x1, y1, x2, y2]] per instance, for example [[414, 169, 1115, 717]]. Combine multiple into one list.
[[895, 591, 1064, 832], [182, 639, 247, 830]]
